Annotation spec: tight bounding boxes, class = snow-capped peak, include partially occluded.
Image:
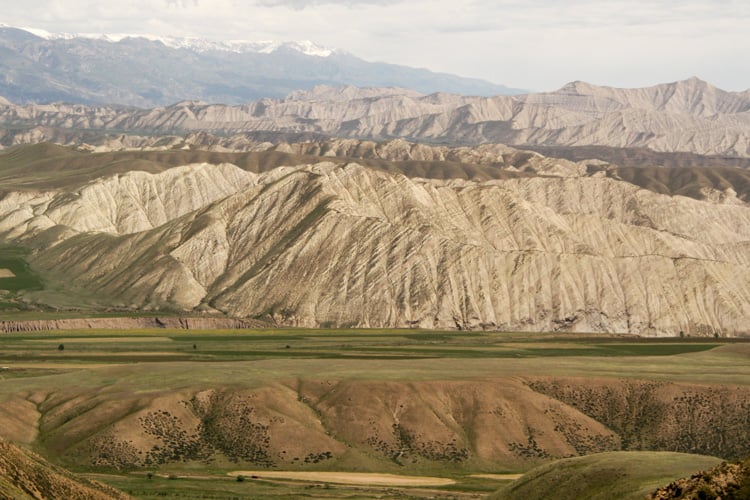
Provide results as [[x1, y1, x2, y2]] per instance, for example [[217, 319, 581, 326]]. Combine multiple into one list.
[[3, 25, 336, 57]]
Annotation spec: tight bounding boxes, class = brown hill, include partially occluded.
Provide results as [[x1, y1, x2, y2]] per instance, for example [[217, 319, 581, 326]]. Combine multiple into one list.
[[492, 451, 723, 500], [3, 377, 749, 474]]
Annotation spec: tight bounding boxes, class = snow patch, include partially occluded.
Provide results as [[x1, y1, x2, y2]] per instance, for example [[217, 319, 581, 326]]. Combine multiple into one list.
[[6, 24, 335, 57]]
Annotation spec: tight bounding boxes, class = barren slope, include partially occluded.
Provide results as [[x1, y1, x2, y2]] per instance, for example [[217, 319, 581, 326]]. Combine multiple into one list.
[[2, 155, 749, 334]]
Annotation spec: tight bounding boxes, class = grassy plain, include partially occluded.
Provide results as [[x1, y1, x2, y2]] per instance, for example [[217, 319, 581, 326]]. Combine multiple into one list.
[[0, 328, 748, 499]]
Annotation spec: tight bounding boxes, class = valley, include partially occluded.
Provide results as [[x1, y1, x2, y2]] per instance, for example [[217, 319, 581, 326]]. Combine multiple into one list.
[[0, 328, 747, 499]]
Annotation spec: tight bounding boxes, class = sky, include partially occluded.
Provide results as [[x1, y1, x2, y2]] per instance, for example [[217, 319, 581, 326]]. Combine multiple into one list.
[[1, 0, 749, 92]]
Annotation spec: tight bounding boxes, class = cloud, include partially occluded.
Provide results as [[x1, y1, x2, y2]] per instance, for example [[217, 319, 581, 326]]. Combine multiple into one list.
[[253, 0, 400, 6]]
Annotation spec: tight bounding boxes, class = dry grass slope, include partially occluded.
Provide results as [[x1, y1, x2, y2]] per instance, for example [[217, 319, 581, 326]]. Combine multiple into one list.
[[6, 377, 748, 473]]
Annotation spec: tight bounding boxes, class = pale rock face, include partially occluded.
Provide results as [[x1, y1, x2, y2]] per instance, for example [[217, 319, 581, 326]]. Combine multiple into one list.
[[35, 163, 257, 236], [5, 158, 747, 336], [0, 191, 55, 240]]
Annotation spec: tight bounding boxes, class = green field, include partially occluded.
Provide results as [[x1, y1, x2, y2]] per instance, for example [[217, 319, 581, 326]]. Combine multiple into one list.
[[0, 328, 747, 391], [0, 329, 731, 370]]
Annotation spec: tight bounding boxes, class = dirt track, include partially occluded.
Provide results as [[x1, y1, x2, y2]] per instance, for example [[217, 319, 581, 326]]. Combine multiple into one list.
[[470, 474, 523, 481], [229, 470, 456, 486]]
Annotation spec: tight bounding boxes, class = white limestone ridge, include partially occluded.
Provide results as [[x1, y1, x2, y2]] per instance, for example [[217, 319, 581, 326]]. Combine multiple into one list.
[[5, 24, 336, 57]]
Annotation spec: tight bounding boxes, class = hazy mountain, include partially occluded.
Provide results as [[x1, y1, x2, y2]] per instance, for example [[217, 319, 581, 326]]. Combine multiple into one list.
[[2, 78, 749, 157], [0, 25, 523, 106], [1, 143, 748, 336]]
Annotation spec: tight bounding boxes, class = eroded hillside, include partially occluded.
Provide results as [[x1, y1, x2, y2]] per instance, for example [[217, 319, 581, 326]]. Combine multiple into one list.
[[2, 78, 750, 156], [1, 145, 749, 334]]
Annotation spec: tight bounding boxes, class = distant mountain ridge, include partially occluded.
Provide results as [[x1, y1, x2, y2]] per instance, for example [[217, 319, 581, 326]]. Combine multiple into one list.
[[5, 24, 337, 56], [0, 25, 523, 106], [2, 78, 749, 157]]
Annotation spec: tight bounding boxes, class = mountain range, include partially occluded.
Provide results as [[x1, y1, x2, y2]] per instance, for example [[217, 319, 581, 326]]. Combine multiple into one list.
[[1, 77, 749, 157], [0, 25, 522, 106]]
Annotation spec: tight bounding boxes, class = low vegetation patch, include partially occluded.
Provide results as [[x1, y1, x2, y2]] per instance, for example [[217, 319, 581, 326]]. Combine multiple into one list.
[[0, 247, 42, 291]]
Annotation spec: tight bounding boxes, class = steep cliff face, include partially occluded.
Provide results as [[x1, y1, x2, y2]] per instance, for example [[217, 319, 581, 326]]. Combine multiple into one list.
[[3, 157, 748, 335]]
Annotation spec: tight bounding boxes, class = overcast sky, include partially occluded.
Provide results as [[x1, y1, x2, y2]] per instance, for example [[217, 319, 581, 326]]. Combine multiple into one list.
[[2, 0, 749, 92]]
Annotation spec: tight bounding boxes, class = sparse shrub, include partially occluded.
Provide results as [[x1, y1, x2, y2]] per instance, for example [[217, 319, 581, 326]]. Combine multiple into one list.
[[57, 343, 64, 351], [236, 474, 245, 482], [146, 472, 153, 480]]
